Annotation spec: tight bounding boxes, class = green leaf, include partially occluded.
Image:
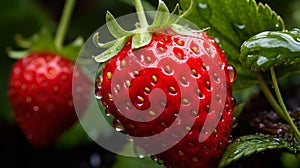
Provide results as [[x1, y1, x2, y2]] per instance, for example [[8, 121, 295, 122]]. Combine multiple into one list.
[[106, 11, 133, 38], [180, 0, 285, 90], [240, 28, 300, 71], [218, 135, 300, 168], [56, 121, 90, 148], [93, 37, 128, 63], [113, 143, 162, 168], [132, 31, 152, 49], [233, 103, 245, 118]]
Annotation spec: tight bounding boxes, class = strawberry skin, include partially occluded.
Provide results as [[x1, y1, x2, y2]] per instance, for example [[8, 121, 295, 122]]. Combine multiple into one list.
[[95, 29, 236, 167], [8, 52, 90, 147]]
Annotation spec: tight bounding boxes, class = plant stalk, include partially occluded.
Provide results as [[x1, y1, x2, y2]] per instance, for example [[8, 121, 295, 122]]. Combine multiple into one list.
[[270, 67, 300, 142], [134, 0, 148, 28], [54, 0, 77, 49], [256, 72, 286, 120]]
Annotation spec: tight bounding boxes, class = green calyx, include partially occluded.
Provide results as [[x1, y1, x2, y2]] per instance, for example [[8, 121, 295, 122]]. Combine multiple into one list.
[[7, 0, 82, 62], [93, 0, 196, 63], [7, 28, 83, 62]]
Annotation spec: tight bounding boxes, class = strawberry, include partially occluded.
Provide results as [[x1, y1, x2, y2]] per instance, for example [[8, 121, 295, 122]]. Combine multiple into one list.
[[8, 52, 90, 147], [93, 1, 236, 167]]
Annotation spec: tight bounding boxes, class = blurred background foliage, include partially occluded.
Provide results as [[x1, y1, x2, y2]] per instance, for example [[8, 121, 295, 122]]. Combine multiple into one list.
[[0, 0, 299, 167]]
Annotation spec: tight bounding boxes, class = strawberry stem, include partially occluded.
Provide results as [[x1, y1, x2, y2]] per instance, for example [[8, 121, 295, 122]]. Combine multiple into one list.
[[270, 67, 300, 142], [256, 72, 286, 120], [257, 70, 300, 143], [54, 0, 77, 49], [134, 0, 149, 28]]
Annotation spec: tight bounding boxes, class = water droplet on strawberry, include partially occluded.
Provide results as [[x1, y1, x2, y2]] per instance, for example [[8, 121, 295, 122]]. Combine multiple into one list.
[[113, 119, 124, 132], [232, 117, 238, 128], [94, 93, 102, 100], [105, 109, 111, 116], [231, 97, 237, 108], [133, 144, 146, 159], [227, 65, 237, 83], [126, 135, 134, 142], [151, 155, 158, 161]]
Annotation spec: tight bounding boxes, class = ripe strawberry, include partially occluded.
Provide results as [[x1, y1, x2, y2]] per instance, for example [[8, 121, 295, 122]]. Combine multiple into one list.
[[95, 27, 236, 168], [93, 1, 237, 167], [8, 52, 90, 147]]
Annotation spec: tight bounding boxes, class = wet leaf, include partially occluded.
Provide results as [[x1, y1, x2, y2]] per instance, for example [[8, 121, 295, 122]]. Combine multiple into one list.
[[113, 143, 161, 168], [180, 0, 285, 90], [218, 135, 300, 168], [240, 28, 300, 72]]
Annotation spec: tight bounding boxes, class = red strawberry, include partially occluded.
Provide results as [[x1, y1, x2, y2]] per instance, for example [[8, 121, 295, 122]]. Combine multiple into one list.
[[95, 27, 236, 168], [8, 52, 90, 147], [93, 1, 236, 167]]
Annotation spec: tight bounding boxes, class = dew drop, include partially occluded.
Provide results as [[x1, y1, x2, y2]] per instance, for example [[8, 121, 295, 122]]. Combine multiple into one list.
[[105, 109, 111, 116], [233, 23, 246, 30], [197, 2, 211, 19], [214, 37, 220, 44], [126, 135, 134, 142], [94, 93, 102, 100], [199, 2, 207, 9], [151, 155, 158, 161], [133, 145, 146, 159], [231, 97, 237, 107], [227, 65, 237, 83], [113, 119, 124, 132]]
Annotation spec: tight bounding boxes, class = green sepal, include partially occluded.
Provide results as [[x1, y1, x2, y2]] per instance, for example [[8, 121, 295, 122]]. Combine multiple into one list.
[[106, 11, 133, 38], [93, 32, 117, 48], [132, 31, 152, 49], [240, 28, 300, 72], [171, 24, 208, 37], [6, 49, 30, 59], [93, 37, 129, 63], [151, 0, 170, 28], [168, 4, 181, 24], [168, 1, 193, 25], [177, 0, 193, 21], [16, 28, 56, 53], [7, 28, 56, 59], [93, 0, 196, 63], [218, 135, 300, 168], [7, 27, 83, 61]]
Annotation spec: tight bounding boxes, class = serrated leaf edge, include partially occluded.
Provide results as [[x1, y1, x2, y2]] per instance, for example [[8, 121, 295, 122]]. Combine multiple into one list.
[[218, 135, 300, 168]]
